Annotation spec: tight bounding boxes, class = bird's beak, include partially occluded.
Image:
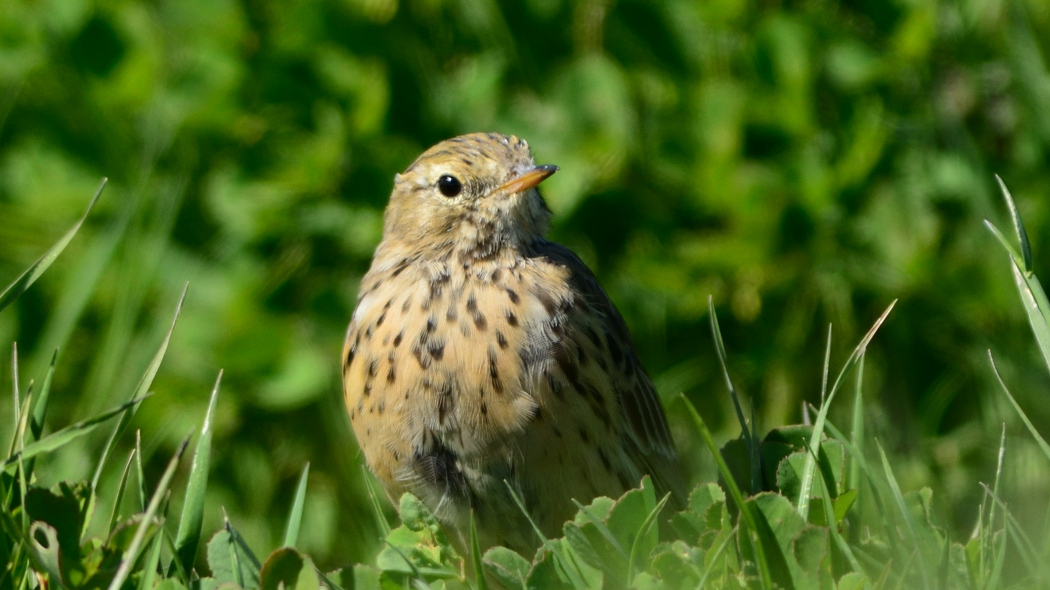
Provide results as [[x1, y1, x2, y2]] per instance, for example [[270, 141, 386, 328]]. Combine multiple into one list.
[[497, 164, 559, 194]]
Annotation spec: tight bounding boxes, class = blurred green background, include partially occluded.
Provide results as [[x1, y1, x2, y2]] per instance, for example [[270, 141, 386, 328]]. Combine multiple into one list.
[[2, 0, 1050, 571]]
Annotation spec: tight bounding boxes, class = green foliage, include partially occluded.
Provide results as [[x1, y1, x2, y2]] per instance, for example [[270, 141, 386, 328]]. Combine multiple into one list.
[[4, 0, 1050, 567], [4, 179, 1050, 589]]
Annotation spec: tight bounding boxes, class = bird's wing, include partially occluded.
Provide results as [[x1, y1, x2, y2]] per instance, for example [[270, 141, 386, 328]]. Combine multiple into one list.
[[531, 240, 687, 502]]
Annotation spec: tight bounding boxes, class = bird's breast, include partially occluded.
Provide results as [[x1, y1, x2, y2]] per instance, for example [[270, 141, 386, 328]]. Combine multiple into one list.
[[342, 255, 576, 469]]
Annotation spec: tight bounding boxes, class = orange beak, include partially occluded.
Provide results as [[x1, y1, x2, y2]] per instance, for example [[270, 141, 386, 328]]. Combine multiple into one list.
[[497, 164, 559, 194]]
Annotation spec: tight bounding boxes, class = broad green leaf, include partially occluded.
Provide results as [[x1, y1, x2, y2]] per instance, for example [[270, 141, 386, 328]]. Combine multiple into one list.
[[260, 547, 321, 590], [836, 572, 868, 590], [670, 482, 726, 543], [28, 522, 64, 586], [154, 579, 190, 590], [482, 547, 529, 590], [0, 178, 106, 313], [207, 515, 263, 589]]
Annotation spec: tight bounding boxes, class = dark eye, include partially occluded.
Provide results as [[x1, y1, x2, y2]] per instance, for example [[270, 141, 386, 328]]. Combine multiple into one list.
[[437, 175, 462, 197]]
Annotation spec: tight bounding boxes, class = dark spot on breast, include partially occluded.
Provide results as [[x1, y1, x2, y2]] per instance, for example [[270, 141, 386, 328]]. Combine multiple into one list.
[[367, 359, 379, 378], [480, 401, 487, 415], [534, 290, 557, 315], [393, 331, 403, 347], [375, 310, 386, 328], [495, 330, 508, 349], [412, 345, 431, 370], [446, 304, 458, 321], [344, 345, 355, 368], [384, 298, 394, 309], [365, 325, 373, 338], [402, 297, 413, 312], [488, 346, 503, 393], [391, 260, 408, 277], [377, 400, 385, 414], [428, 340, 445, 361], [506, 288, 520, 305], [372, 279, 383, 290], [506, 310, 518, 326], [491, 268, 502, 282], [363, 382, 372, 398], [387, 365, 396, 383], [466, 293, 487, 330]]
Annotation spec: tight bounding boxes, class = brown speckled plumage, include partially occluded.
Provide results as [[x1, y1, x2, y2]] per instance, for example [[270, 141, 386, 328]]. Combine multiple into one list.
[[342, 132, 685, 553]]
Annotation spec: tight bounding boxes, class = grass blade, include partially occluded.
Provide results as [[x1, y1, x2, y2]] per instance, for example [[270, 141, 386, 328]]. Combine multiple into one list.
[[1008, 259, 1050, 375], [995, 174, 1033, 273], [106, 435, 191, 590], [988, 351, 1050, 462], [469, 511, 489, 590], [108, 449, 137, 534], [708, 297, 759, 493], [680, 394, 772, 590], [876, 440, 930, 589], [798, 301, 895, 520], [0, 178, 106, 313], [10, 343, 19, 438], [174, 370, 223, 573], [848, 354, 866, 494], [4, 393, 152, 468], [361, 466, 391, 537], [283, 462, 310, 548], [92, 283, 188, 492], [136, 430, 146, 510], [29, 349, 57, 442]]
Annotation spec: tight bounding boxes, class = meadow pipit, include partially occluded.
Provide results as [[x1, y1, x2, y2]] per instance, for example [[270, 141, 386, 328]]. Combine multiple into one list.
[[342, 133, 685, 552]]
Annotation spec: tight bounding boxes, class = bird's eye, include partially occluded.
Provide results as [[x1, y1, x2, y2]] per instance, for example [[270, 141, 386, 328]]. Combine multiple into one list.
[[437, 175, 463, 197]]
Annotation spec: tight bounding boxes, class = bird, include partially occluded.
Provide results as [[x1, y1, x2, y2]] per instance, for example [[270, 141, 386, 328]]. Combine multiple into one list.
[[341, 132, 685, 554]]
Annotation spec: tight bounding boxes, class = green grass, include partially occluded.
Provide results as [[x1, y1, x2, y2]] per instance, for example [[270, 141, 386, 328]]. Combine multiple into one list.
[[3, 178, 1050, 589]]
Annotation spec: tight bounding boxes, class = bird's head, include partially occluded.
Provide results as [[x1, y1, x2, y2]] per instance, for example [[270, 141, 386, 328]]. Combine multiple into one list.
[[379, 133, 558, 260]]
